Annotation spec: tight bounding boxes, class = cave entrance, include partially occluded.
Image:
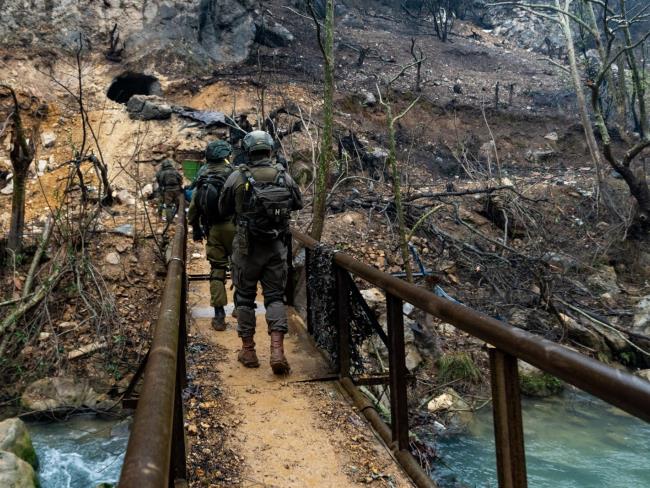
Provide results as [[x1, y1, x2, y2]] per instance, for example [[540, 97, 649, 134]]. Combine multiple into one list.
[[107, 72, 161, 104]]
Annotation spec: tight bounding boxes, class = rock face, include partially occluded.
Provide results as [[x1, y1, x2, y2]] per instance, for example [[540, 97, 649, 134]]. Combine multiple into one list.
[[21, 377, 102, 411], [127, 95, 172, 121], [0, 419, 38, 468], [0, 451, 38, 488], [255, 19, 294, 48], [0, 0, 257, 73]]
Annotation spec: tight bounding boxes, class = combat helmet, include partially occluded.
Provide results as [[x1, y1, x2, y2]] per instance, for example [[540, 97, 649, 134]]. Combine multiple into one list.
[[206, 140, 232, 161], [161, 159, 174, 169], [243, 130, 274, 154]]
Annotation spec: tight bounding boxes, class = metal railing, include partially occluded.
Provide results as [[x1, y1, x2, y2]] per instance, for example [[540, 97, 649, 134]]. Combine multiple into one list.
[[292, 229, 650, 488], [119, 197, 188, 488]]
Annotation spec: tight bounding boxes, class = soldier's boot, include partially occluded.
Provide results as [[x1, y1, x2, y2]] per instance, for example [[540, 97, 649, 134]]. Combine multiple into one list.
[[212, 306, 226, 331], [238, 336, 259, 368], [270, 331, 290, 375]]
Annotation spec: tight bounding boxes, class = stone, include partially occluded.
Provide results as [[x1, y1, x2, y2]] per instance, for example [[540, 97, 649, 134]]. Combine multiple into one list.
[[0, 419, 37, 467], [0, 180, 13, 195], [561, 313, 609, 355], [127, 95, 172, 121], [518, 361, 563, 397], [41, 131, 56, 148], [587, 266, 620, 295], [526, 149, 557, 163], [0, 451, 37, 488], [426, 388, 472, 432], [633, 296, 650, 336], [542, 252, 581, 272], [105, 252, 121, 265], [544, 131, 559, 141], [255, 19, 294, 47], [21, 377, 102, 411], [634, 369, 650, 382], [37, 160, 48, 175], [141, 183, 154, 198], [360, 90, 376, 107], [115, 189, 136, 205]]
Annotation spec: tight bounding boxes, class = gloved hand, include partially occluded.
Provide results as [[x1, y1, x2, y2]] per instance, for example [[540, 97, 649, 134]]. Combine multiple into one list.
[[192, 227, 204, 242]]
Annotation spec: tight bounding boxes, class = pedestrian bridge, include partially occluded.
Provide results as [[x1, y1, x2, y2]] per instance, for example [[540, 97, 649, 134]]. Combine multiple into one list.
[[116, 198, 650, 488]]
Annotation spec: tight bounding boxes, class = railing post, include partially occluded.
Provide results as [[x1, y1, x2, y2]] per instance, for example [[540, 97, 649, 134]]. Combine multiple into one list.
[[305, 248, 313, 335], [386, 293, 409, 451], [489, 347, 527, 488], [335, 265, 351, 378]]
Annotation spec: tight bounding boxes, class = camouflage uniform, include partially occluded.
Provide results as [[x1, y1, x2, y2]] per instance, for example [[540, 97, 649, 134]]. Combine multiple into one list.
[[155, 160, 183, 220], [219, 158, 303, 337], [188, 159, 235, 310]]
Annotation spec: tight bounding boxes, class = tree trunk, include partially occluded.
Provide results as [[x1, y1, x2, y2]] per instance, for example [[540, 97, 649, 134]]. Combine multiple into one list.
[[310, 0, 335, 241], [7, 171, 27, 253]]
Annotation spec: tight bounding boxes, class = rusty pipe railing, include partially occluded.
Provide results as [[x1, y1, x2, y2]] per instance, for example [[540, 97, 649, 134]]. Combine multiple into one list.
[[120, 198, 188, 488], [293, 229, 650, 488]]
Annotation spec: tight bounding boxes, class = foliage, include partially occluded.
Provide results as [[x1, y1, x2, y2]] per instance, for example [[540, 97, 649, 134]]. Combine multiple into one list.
[[436, 352, 482, 384], [520, 372, 564, 397]]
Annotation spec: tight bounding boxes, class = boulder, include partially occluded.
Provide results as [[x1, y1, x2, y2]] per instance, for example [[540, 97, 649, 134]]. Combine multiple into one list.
[[127, 95, 172, 121], [255, 19, 294, 47], [360, 90, 376, 107], [0, 419, 37, 468], [633, 296, 650, 336], [115, 189, 136, 206], [21, 377, 103, 411], [0, 451, 38, 488], [141, 183, 154, 198], [561, 313, 610, 356], [518, 361, 563, 397], [544, 131, 559, 142], [634, 369, 650, 382], [41, 131, 56, 148], [526, 149, 557, 163], [427, 388, 473, 432]]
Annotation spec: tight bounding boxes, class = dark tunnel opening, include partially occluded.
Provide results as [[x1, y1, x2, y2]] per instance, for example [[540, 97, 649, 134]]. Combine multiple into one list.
[[107, 72, 162, 104]]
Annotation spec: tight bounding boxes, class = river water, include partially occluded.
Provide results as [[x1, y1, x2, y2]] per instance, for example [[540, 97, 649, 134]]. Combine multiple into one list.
[[27, 415, 129, 488], [432, 389, 650, 487]]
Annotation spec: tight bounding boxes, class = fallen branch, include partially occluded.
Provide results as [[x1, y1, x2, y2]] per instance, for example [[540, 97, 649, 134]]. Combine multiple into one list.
[[22, 216, 54, 298]]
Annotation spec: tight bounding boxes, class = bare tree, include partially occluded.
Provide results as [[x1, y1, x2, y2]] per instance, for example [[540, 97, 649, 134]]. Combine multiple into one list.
[[308, 0, 335, 241], [0, 84, 37, 253]]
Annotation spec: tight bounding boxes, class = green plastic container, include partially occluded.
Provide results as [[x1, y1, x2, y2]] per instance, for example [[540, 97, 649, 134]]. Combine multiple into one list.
[[182, 160, 203, 182]]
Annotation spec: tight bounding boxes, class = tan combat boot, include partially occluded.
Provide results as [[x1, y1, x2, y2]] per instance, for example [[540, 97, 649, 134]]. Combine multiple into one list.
[[269, 331, 290, 375], [238, 336, 260, 368]]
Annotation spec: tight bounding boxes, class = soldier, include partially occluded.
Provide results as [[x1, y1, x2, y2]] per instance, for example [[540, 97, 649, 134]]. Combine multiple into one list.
[[188, 141, 236, 330], [155, 159, 183, 221], [219, 130, 303, 374]]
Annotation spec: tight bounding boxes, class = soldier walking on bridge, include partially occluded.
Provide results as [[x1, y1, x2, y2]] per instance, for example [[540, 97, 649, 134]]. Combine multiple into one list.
[[219, 130, 303, 374], [189, 140, 236, 330], [155, 159, 183, 222]]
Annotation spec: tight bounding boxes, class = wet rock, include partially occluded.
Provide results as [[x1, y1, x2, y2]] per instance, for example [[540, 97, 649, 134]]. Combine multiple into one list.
[[255, 19, 294, 47], [633, 296, 650, 336], [518, 361, 563, 397], [21, 377, 103, 411], [0, 451, 37, 488], [127, 95, 172, 121], [41, 131, 56, 148], [0, 419, 37, 468], [105, 252, 121, 265]]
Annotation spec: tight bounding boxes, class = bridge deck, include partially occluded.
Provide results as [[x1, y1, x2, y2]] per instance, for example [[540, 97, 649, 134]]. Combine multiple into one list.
[[187, 242, 414, 487]]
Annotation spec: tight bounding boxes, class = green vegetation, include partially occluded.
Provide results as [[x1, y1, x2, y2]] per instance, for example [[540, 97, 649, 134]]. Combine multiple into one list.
[[520, 372, 563, 397], [436, 352, 481, 384]]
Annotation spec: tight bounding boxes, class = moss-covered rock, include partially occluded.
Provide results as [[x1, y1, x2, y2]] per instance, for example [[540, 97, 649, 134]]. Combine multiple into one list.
[[0, 419, 38, 468], [519, 362, 564, 397], [0, 451, 39, 488]]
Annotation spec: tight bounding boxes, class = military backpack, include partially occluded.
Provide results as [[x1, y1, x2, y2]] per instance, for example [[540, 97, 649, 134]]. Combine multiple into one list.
[[239, 164, 294, 240], [194, 170, 230, 226]]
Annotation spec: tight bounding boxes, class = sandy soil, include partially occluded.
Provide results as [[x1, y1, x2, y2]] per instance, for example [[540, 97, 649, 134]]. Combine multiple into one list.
[[186, 241, 414, 487]]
